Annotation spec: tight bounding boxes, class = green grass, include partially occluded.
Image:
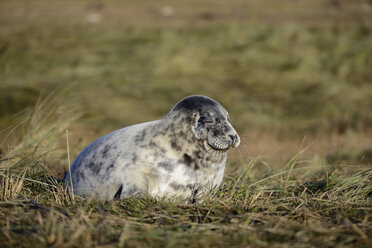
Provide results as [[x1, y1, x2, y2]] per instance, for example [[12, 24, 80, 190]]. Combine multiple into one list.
[[1, 0, 372, 247], [0, 87, 371, 248], [1, 7, 372, 133]]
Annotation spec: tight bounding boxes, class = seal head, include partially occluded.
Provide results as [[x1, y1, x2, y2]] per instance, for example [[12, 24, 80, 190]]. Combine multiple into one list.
[[170, 95, 240, 153]]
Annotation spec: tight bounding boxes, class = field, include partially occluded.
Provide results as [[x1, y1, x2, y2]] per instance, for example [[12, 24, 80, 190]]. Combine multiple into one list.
[[1, 0, 372, 247]]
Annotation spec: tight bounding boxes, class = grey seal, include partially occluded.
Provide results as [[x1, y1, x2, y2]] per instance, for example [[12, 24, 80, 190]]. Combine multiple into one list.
[[65, 95, 240, 201]]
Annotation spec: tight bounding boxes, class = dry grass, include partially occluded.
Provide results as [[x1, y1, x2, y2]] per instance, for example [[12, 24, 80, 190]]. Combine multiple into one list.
[[0, 97, 371, 247], [0, 158, 370, 247]]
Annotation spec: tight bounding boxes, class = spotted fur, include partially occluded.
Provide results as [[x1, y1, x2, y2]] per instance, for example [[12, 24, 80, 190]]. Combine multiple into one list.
[[65, 95, 240, 201]]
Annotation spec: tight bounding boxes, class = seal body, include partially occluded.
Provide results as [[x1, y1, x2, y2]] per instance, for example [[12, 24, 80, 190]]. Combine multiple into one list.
[[65, 95, 240, 201]]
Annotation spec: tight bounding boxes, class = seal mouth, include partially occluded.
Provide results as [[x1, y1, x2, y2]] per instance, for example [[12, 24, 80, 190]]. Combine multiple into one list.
[[203, 140, 230, 152]]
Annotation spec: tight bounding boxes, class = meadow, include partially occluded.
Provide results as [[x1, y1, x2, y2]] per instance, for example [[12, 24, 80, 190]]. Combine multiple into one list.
[[0, 0, 371, 247]]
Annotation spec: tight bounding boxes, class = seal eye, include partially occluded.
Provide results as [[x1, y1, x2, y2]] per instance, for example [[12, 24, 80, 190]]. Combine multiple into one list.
[[198, 116, 213, 124], [227, 116, 231, 123]]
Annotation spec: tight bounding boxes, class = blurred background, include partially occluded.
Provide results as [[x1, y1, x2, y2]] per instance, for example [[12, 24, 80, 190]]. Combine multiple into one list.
[[1, 0, 372, 172]]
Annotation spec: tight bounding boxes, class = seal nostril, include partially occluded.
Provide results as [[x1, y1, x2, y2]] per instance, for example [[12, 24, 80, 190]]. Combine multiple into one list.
[[229, 135, 236, 145]]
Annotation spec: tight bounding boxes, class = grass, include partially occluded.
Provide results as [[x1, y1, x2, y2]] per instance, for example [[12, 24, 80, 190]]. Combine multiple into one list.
[[1, 0, 372, 247], [0, 160, 371, 247], [0, 92, 371, 247]]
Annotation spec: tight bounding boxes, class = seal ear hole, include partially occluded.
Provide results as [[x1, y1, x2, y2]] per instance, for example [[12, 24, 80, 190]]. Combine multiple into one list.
[[192, 112, 201, 124]]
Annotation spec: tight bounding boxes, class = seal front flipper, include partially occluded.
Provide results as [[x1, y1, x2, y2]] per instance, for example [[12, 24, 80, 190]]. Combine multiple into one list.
[[113, 184, 123, 199]]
